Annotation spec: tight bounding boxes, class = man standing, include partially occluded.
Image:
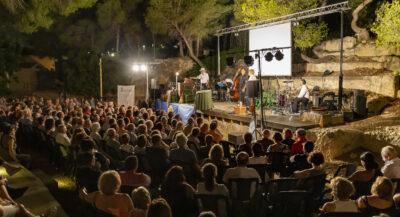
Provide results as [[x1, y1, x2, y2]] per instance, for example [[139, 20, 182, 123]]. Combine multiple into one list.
[[197, 68, 209, 90], [292, 79, 310, 113]]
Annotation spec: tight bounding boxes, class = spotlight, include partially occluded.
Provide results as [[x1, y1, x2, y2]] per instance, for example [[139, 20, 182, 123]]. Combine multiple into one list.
[[226, 57, 235, 67], [140, 64, 148, 71], [132, 64, 140, 71], [244, 56, 254, 66], [264, 52, 274, 62], [275, 50, 284, 61]]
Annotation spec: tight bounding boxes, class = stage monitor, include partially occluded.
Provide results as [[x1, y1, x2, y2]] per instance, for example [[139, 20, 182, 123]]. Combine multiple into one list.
[[249, 22, 292, 76]]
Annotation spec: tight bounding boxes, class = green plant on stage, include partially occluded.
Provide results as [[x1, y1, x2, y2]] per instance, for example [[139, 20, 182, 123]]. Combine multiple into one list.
[[256, 91, 276, 109]]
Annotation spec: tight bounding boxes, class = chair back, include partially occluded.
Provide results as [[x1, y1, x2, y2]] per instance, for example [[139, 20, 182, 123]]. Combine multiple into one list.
[[248, 164, 267, 184], [319, 212, 362, 217], [228, 178, 259, 202], [275, 190, 312, 217], [391, 178, 400, 193], [195, 194, 229, 217], [299, 173, 327, 200]]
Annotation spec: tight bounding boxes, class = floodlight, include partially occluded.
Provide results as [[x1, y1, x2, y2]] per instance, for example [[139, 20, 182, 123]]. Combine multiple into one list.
[[175, 72, 179, 76], [275, 50, 284, 61], [140, 64, 148, 71], [244, 56, 254, 66], [132, 64, 140, 71], [264, 52, 274, 62]]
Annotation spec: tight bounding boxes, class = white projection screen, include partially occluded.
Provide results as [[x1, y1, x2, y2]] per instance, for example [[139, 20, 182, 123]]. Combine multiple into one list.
[[249, 22, 292, 76]]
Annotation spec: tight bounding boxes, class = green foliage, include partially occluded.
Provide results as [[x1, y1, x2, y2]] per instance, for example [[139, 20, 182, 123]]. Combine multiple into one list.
[[293, 22, 328, 51], [183, 64, 201, 79], [256, 91, 276, 109], [372, 0, 400, 48], [234, 0, 327, 51], [96, 0, 126, 29]]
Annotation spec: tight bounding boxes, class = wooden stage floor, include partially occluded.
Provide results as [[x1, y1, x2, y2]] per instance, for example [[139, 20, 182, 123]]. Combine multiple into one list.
[[197, 102, 319, 131]]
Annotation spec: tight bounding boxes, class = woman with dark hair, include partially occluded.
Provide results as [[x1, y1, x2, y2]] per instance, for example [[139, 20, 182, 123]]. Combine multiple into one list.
[[349, 152, 382, 198], [196, 163, 229, 217], [294, 151, 325, 179], [160, 166, 197, 217], [147, 198, 172, 217], [266, 132, 289, 153]]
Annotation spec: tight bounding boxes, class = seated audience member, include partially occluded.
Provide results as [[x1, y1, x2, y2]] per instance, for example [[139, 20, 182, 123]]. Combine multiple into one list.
[[147, 198, 172, 217], [126, 123, 137, 145], [320, 177, 359, 213], [196, 163, 229, 217], [188, 127, 201, 153], [169, 121, 184, 142], [130, 187, 151, 217], [0, 124, 31, 168], [257, 129, 274, 152], [90, 122, 102, 145], [161, 166, 197, 217], [119, 156, 151, 188], [208, 120, 223, 144], [151, 133, 169, 153], [76, 152, 101, 193], [145, 135, 169, 186], [349, 151, 382, 183], [357, 176, 395, 215], [119, 133, 134, 154], [248, 142, 268, 165], [169, 133, 198, 165], [202, 144, 228, 183], [77, 139, 110, 171], [80, 170, 134, 217], [183, 118, 195, 136], [294, 151, 325, 179], [198, 123, 209, 146], [380, 146, 400, 179], [289, 141, 314, 171], [198, 135, 214, 160], [267, 132, 289, 153], [290, 129, 307, 155], [55, 124, 71, 155], [134, 135, 148, 155], [198, 212, 216, 217], [239, 133, 253, 157], [281, 128, 295, 149], [223, 152, 261, 184], [105, 128, 121, 150]]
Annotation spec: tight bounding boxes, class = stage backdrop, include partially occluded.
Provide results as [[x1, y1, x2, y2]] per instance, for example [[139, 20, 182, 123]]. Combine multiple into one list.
[[249, 22, 292, 76], [117, 85, 135, 106]]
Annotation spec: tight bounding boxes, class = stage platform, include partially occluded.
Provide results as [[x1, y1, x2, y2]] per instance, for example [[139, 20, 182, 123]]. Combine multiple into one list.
[[197, 102, 319, 131]]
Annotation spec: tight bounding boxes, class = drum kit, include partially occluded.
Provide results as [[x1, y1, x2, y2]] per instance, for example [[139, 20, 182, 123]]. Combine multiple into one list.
[[274, 80, 295, 114]]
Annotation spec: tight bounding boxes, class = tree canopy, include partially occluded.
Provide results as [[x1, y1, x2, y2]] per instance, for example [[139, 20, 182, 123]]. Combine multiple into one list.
[[372, 0, 400, 48]]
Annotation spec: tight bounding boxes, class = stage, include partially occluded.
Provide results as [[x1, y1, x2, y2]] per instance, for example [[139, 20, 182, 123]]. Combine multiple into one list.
[[195, 102, 319, 131]]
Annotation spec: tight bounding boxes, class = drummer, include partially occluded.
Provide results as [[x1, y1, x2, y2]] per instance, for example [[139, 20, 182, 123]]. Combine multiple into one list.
[[196, 68, 209, 90]]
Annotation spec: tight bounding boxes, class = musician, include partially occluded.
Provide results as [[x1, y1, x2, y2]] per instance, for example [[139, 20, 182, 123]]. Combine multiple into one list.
[[292, 79, 310, 113], [196, 68, 209, 90], [238, 67, 249, 104]]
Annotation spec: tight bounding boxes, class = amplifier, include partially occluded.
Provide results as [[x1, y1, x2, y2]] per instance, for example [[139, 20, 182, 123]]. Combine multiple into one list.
[[228, 132, 244, 146]]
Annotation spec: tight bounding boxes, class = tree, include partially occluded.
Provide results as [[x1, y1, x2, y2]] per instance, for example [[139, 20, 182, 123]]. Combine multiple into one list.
[[146, 0, 230, 68], [372, 0, 400, 48], [234, 0, 327, 62], [349, 0, 373, 41]]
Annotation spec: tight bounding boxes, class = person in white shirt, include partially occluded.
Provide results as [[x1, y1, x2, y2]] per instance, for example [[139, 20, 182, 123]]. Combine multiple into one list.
[[223, 152, 261, 184], [55, 124, 71, 157], [197, 68, 209, 90], [292, 79, 310, 113], [381, 145, 400, 179]]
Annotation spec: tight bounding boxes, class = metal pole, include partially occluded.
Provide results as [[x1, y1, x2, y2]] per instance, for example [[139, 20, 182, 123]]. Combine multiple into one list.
[[146, 69, 149, 103], [257, 50, 265, 129], [217, 35, 221, 76], [99, 57, 103, 100], [338, 10, 344, 111]]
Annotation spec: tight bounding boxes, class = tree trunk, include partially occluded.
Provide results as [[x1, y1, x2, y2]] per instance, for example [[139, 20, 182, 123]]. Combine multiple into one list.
[[181, 35, 205, 68], [301, 53, 319, 63], [196, 36, 201, 57], [351, 0, 373, 41], [179, 39, 184, 57], [116, 25, 120, 53]]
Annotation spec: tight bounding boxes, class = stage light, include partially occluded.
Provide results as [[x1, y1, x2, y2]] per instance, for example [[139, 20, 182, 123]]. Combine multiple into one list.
[[226, 57, 235, 67], [244, 56, 254, 66], [264, 52, 274, 62], [140, 64, 148, 71], [132, 64, 140, 71], [275, 50, 284, 61]]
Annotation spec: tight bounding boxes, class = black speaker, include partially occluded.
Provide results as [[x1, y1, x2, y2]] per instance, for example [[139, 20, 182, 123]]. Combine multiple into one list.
[[246, 80, 259, 98], [244, 56, 254, 66], [353, 89, 367, 117]]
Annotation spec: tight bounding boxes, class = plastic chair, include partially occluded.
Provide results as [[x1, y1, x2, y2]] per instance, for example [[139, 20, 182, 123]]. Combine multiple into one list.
[[228, 178, 259, 203], [274, 190, 312, 217]]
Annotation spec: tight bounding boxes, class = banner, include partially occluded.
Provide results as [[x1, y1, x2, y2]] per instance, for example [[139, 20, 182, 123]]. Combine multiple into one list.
[[170, 103, 195, 124], [117, 85, 135, 106]]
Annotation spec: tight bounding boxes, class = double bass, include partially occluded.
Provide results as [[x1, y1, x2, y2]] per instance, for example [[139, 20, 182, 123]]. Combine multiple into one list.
[[230, 67, 243, 101]]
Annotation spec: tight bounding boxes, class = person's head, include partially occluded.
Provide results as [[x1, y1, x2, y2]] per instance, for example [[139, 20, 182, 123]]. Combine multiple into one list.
[[57, 124, 67, 134], [78, 152, 96, 167], [360, 151, 379, 170], [308, 151, 324, 167], [137, 124, 148, 135], [45, 118, 55, 131], [165, 166, 185, 185], [330, 177, 355, 200], [209, 144, 224, 162], [91, 122, 101, 133], [127, 123, 135, 132], [198, 211, 217, 217], [200, 67, 206, 74], [252, 142, 264, 157], [236, 151, 249, 167], [187, 118, 194, 125], [190, 127, 200, 137], [205, 134, 214, 146], [209, 120, 218, 130], [120, 133, 130, 144], [98, 170, 121, 195], [263, 129, 271, 139], [147, 198, 172, 217], [80, 139, 96, 152], [381, 146, 398, 162], [124, 156, 138, 171], [249, 69, 255, 76], [175, 133, 188, 148], [106, 128, 117, 139], [273, 132, 283, 143], [371, 176, 394, 201], [202, 163, 217, 192], [243, 132, 253, 144], [131, 186, 151, 210], [296, 129, 307, 139], [196, 117, 203, 127], [151, 133, 162, 145], [303, 141, 314, 154], [283, 128, 293, 139], [200, 123, 209, 134], [137, 134, 148, 148]]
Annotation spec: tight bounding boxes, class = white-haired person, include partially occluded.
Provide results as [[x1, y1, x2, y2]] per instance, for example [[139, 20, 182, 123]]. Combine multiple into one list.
[[80, 170, 133, 217], [90, 122, 102, 145], [381, 146, 400, 179]]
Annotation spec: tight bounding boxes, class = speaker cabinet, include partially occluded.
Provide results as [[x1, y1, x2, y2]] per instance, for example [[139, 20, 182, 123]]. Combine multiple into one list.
[[246, 80, 260, 98]]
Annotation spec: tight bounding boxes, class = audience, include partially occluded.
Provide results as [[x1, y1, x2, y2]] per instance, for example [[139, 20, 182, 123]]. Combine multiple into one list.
[[131, 187, 151, 217], [381, 146, 400, 179], [119, 156, 151, 188], [294, 151, 325, 179], [281, 128, 295, 149], [208, 121, 223, 144], [321, 177, 358, 213], [239, 132, 253, 157], [290, 129, 307, 155], [257, 129, 274, 152], [248, 142, 268, 165]]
